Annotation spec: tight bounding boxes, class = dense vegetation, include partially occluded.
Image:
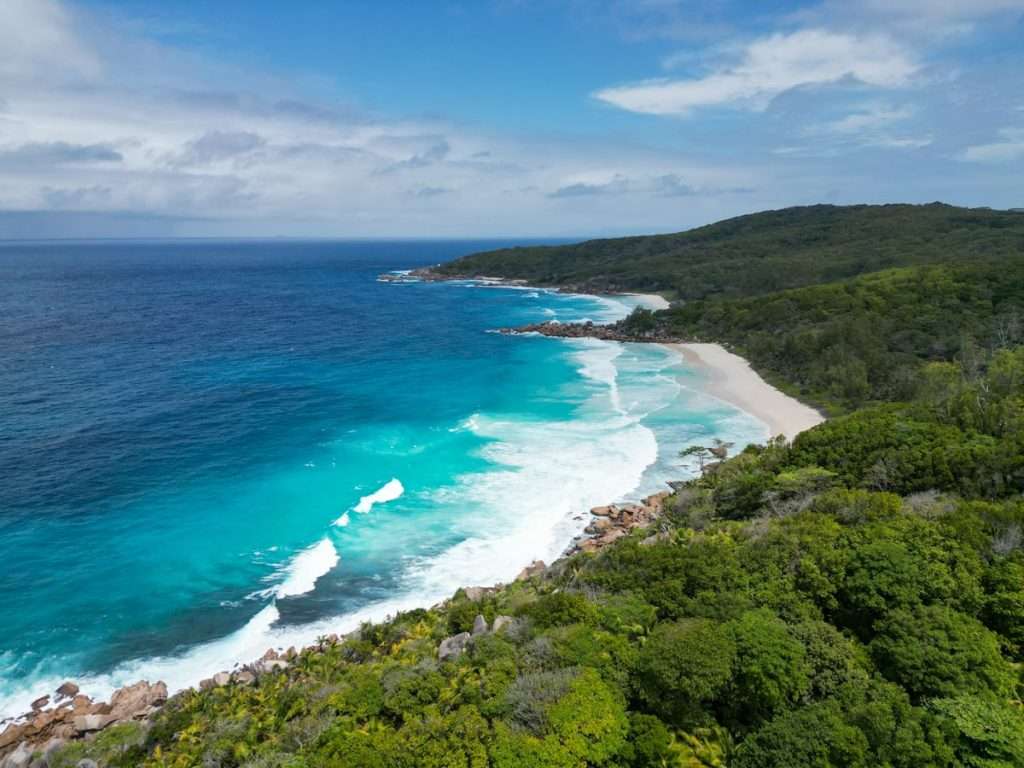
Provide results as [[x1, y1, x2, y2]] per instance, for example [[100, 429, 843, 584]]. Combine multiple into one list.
[[435, 204, 1024, 301], [658, 259, 1024, 413], [56, 349, 1024, 768], [50, 205, 1024, 766]]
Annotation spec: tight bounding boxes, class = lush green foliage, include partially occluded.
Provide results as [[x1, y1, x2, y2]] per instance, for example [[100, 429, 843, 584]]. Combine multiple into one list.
[[436, 204, 1024, 302], [663, 261, 1024, 412]]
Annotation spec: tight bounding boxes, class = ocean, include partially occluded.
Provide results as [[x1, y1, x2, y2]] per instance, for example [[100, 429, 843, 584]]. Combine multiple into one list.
[[0, 240, 765, 716]]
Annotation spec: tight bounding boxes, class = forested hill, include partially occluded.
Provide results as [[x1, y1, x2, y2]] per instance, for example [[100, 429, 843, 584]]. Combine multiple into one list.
[[434, 203, 1024, 300], [658, 259, 1024, 414], [443, 202, 1024, 415]]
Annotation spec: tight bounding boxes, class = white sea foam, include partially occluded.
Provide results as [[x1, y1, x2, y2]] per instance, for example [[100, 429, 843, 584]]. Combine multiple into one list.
[[275, 538, 339, 599], [353, 478, 404, 515], [571, 339, 625, 414], [336, 511, 351, 527], [0, 603, 282, 721]]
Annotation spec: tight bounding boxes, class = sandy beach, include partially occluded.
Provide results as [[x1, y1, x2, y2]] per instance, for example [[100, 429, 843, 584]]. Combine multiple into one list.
[[624, 292, 670, 310], [670, 342, 824, 441]]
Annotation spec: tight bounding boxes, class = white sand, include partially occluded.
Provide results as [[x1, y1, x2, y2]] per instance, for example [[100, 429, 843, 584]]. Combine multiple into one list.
[[670, 343, 824, 441], [624, 293, 670, 310]]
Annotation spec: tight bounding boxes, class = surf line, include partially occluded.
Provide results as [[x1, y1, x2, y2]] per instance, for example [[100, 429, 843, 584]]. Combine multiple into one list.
[[335, 477, 404, 526]]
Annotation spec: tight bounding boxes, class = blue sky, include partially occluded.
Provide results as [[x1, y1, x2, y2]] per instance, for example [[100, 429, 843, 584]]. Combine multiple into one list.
[[0, 0, 1022, 238]]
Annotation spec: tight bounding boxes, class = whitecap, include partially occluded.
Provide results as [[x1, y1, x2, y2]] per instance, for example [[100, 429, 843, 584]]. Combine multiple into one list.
[[335, 511, 351, 527], [352, 478, 404, 515], [275, 538, 339, 599], [571, 339, 625, 415]]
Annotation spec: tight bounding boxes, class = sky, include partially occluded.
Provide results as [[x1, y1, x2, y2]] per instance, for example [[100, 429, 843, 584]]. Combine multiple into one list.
[[0, 0, 1021, 239]]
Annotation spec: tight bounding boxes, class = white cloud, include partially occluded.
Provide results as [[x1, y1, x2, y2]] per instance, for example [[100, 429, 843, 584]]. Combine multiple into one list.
[[0, 1, 762, 236], [857, 0, 1024, 19], [817, 105, 915, 134], [802, 103, 932, 150], [961, 128, 1024, 162], [594, 28, 918, 116], [0, 0, 101, 82]]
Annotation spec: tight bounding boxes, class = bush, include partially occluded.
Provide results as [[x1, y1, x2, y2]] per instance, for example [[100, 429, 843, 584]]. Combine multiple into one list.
[[724, 610, 810, 726], [519, 591, 598, 629], [633, 618, 735, 723], [869, 605, 1016, 701]]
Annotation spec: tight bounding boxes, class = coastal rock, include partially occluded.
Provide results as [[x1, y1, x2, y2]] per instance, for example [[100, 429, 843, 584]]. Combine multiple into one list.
[[499, 319, 681, 344], [55, 683, 79, 700], [261, 648, 280, 662], [438, 632, 471, 662], [0, 742, 31, 768], [0, 725, 26, 751], [212, 672, 231, 688], [76, 761, 98, 768], [234, 670, 256, 686], [599, 529, 628, 545], [29, 709, 63, 733], [462, 586, 491, 602], [645, 491, 671, 509], [585, 517, 613, 534], [515, 560, 546, 582], [72, 714, 113, 734], [492, 616, 515, 633], [255, 659, 290, 674], [576, 539, 601, 554], [30, 697, 49, 713], [70, 697, 91, 714], [108, 681, 166, 722], [590, 506, 614, 517], [471, 615, 488, 636], [39, 738, 65, 765]]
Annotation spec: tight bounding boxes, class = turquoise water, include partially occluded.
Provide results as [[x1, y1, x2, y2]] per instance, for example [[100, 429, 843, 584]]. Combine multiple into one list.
[[0, 241, 765, 715]]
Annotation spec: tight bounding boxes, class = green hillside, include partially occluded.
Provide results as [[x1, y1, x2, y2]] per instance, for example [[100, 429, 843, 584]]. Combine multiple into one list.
[[660, 259, 1024, 413], [435, 204, 1024, 300]]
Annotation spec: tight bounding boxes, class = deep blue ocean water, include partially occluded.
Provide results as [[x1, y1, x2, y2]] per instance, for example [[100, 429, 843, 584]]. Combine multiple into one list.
[[0, 240, 765, 715]]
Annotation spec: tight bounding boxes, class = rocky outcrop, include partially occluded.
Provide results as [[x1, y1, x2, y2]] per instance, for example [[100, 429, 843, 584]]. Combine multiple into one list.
[[377, 268, 529, 286], [499, 320, 682, 344], [461, 586, 496, 602], [54, 683, 78, 701], [568, 490, 672, 555], [0, 679, 168, 764], [492, 615, 516, 634], [515, 560, 547, 582], [438, 632, 472, 662], [472, 615, 489, 636]]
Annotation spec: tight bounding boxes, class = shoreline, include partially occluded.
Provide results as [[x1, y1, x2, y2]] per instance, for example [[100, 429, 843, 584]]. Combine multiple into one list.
[[669, 342, 825, 442], [0, 281, 822, 754]]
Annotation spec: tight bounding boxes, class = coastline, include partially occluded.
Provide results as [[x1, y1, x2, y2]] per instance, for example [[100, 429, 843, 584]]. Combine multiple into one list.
[[669, 342, 825, 442], [0, 282, 823, 753]]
